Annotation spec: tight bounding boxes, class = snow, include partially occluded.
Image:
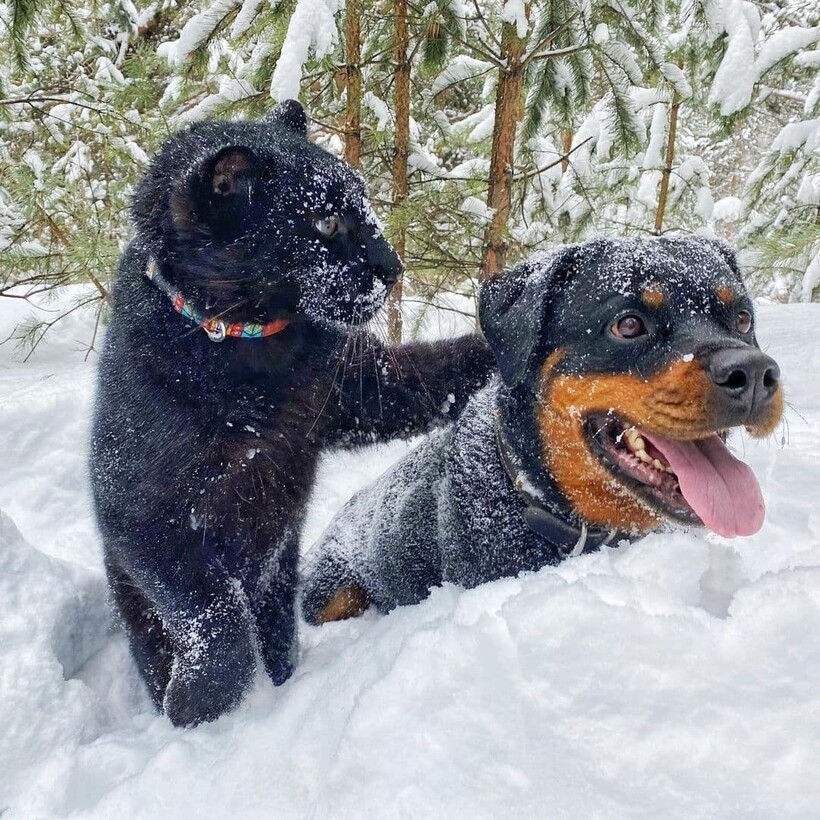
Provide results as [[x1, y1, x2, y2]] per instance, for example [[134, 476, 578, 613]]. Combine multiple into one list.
[[801, 252, 820, 302], [159, 0, 242, 66], [363, 92, 391, 131], [452, 104, 496, 143], [230, 0, 263, 39], [459, 195, 495, 222], [708, 0, 759, 115], [500, 0, 528, 39], [755, 26, 820, 77], [176, 78, 259, 125], [795, 48, 820, 68], [708, 12, 818, 116], [268, 0, 341, 102], [431, 56, 494, 97], [2, 291, 820, 817], [642, 103, 667, 170], [772, 119, 819, 154], [712, 195, 744, 222]]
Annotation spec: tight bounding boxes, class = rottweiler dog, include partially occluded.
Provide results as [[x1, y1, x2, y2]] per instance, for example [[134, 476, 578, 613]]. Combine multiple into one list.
[[301, 237, 784, 623]]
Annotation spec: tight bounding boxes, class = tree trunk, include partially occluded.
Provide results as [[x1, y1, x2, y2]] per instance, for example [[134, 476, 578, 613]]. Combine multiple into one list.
[[387, 0, 410, 344], [344, 0, 362, 167], [480, 21, 527, 281], [654, 94, 681, 235], [561, 129, 573, 173]]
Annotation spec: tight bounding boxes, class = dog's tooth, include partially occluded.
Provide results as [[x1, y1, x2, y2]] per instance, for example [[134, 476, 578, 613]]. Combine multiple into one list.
[[653, 458, 664, 470], [633, 436, 646, 451]]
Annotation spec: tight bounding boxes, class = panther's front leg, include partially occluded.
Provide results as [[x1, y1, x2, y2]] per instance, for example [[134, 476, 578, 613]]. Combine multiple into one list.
[[243, 536, 300, 687], [328, 330, 495, 446], [109, 528, 256, 727]]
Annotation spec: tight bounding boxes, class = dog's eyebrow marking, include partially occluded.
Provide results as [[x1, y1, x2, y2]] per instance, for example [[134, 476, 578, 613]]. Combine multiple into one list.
[[641, 288, 666, 309], [716, 285, 736, 305]]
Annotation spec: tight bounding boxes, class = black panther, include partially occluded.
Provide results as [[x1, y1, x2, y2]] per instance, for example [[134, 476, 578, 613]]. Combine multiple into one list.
[[301, 237, 783, 623], [89, 100, 493, 726]]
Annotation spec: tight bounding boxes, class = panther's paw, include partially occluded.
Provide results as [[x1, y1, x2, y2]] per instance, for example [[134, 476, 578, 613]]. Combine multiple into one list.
[[163, 637, 255, 727]]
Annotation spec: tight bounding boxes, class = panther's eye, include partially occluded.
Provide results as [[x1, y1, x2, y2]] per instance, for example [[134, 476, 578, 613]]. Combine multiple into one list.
[[313, 215, 342, 237], [735, 310, 753, 334], [611, 314, 647, 339]]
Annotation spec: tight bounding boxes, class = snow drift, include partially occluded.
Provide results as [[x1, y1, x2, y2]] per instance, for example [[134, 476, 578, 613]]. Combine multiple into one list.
[[1, 294, 819, 818]]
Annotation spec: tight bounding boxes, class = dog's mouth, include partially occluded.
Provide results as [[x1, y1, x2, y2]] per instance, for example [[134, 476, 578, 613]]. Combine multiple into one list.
[[585, 413, 765, 537]]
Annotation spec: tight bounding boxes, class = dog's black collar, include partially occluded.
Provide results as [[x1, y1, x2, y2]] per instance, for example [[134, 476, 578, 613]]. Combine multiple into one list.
[[494, 419, 620, 557]]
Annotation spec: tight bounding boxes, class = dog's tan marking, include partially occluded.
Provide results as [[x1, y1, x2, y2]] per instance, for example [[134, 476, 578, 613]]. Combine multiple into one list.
[[641, 288, 666, 309], [536, 359, 784, 533], [314, 585, 369, 624], [746, 386, 785, 438], [716, 285, 736, 305]]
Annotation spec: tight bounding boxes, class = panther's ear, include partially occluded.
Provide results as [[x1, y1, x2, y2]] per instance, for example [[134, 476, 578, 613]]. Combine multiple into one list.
[[266, 99, 308, 134], [204, 146, 260, 198], [479, 248, 575, 387], [172, 146, 260, 233]]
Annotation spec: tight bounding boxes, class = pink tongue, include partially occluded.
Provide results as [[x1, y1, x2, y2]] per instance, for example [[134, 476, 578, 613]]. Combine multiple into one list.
[[641, 432, 765, 537]]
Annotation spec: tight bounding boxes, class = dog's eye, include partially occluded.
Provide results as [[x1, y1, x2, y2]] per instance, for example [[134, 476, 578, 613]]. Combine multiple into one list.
[[313, 215, 342, 237], [735, 310, 753, 334], [611, 314, 647, 339]]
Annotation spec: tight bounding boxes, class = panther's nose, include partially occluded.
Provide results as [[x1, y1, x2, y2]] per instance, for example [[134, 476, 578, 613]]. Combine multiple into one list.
[[368, 239, 403, 286], [706, 347, 781, 418]]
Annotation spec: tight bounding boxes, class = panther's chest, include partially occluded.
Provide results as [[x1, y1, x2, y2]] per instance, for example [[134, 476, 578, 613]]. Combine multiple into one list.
[[189, 379, 324, 516]]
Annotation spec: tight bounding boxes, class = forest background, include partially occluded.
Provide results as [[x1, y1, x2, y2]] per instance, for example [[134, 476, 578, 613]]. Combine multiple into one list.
[[0, 0, 818, 347]]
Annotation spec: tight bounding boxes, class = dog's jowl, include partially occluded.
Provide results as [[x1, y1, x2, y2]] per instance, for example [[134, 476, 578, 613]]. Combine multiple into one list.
[[89, 101, 494, 726], [302, 237, 783, 623]]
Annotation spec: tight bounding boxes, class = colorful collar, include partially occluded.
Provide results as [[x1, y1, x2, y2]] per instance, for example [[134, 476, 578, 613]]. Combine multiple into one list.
[[145, 257, 290, 343]]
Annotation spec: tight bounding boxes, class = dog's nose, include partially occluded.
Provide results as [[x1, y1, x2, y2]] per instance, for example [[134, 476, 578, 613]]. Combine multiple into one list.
[[706, 347, 780, 416]]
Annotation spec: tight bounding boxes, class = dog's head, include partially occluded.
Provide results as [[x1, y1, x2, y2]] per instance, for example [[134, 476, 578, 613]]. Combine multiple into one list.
[[479, 237, 783, 538], [132, 100, 401, 326]]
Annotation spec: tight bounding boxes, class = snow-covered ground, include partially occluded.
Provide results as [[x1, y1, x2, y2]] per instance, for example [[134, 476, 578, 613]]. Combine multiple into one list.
[[1, 293, 819, 819]]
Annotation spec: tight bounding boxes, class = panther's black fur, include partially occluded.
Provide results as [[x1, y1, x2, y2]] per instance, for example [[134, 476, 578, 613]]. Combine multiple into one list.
[[90, 101, 493, 726]]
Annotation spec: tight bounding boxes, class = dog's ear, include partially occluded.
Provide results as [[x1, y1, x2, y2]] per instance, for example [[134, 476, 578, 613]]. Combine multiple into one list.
[[479, 248, 576, 387], [266, 99, 308, 134], [704, 237, 742, 278], [677, 236, 743, 280]]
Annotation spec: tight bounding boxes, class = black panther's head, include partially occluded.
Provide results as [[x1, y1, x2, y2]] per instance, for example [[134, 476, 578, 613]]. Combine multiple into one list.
[[131, 100, 402, 326]]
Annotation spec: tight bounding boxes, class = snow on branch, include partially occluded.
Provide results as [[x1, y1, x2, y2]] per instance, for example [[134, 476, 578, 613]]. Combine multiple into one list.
[[708, 0, 759, 115], [709, 4, 819, 116], [501, 0, 529, 39], [431, 56, 494, 97], [158, 0, 242, 66], [269, 0, 342, 102], [756, 26, 820, 78]]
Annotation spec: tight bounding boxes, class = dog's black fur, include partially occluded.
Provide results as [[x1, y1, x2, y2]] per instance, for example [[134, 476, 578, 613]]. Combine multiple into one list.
[[302, 237, 784, 621], [90, 101, 493, 726]]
